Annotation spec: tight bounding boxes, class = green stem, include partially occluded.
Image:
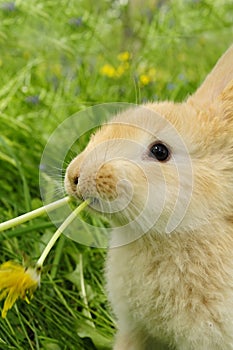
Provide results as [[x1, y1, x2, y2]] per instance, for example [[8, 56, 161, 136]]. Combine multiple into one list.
[[36, 200, 89, 268], [0, 197, 71, 233]]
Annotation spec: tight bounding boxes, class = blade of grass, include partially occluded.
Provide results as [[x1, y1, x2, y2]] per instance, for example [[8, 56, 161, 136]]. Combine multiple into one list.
[[50, 235, 66, 279], [79, 253, 95, 328], [14, 305, 34, 350], [0, 222, 55, 242]]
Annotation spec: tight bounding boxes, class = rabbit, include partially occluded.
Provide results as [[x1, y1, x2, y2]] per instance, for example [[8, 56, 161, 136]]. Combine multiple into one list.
[[65, 44, 233, 350]]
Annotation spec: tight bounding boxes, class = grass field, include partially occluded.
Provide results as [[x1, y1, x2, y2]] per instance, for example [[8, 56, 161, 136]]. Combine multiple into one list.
[[0, 0, 232, 349]]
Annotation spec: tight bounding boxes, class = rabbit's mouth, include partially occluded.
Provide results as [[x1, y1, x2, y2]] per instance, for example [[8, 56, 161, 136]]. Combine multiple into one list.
[[71, 184, 123, 216], [90, 197, 100, 206], [85, 196, 107, 213]]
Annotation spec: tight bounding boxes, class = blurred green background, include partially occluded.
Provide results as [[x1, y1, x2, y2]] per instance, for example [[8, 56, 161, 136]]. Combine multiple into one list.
[[0, 0, 232, 349]]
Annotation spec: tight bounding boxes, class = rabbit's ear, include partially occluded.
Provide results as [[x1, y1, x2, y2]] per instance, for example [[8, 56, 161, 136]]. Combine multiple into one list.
[[187, 45, 233, 110]]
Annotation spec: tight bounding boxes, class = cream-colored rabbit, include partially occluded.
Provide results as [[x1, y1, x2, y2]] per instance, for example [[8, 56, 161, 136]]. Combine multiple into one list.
[[65, 45, 233, 349]]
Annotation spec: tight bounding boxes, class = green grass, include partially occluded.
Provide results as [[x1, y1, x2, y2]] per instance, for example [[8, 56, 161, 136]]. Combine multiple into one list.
[[0, 0, 232, 349]]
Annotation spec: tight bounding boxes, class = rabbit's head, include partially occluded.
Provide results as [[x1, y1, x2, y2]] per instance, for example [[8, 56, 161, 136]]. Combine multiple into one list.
[[65, 46, 233, 241]]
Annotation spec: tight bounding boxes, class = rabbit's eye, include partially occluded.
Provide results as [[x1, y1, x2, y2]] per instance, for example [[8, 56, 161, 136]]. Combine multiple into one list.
[[149, 143, 170, 161]]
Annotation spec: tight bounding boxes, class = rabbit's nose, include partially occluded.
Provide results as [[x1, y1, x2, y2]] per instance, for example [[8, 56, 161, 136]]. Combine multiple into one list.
[[73, 176, 79, 185], [64, 165, 81, 197], [71, 173, 81, 194], [67, 174, 83, 199]]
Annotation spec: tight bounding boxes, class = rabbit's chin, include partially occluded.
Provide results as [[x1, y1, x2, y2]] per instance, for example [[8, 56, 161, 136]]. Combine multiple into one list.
[[107, 208, 213, 248], [89, 185, 214, 247], [87, 193, 169, 247]]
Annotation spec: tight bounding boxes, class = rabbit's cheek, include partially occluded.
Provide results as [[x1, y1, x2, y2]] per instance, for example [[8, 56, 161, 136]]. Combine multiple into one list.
[[97, 161, 147, 220]]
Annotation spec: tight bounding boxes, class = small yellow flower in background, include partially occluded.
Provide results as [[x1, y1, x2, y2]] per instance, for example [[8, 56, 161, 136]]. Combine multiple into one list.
[[139, 68, 156, 86], [117, 51, 131, 62], [100, 62, 130, 79], [100, 64, 117, 78], [116, 62, 129, 77], [116, 65, 124, 77], [139, 74, 151, 86], [0, 261, 40, 318], [100, 51, 131, 79]]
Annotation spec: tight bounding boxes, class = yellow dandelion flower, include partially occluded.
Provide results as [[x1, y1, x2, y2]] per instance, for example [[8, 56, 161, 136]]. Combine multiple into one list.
[[139, 74, 151, 86], [0, 261, 40, 318], [117, 51, 131, 62], [0, 198, 89, 318], [100, 64, 117, 78]]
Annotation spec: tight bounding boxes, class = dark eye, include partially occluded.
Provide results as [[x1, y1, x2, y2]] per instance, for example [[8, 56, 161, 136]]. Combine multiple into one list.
[[149, 142, 170, 161]]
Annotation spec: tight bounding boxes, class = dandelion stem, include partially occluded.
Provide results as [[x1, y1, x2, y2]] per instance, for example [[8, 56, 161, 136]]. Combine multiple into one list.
[[0, 197, 71, 233], [36, 200, 89, 268]]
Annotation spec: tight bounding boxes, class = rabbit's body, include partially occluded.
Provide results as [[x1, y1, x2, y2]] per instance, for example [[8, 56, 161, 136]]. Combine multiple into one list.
[[107, 225, 233, 349], [65, 45, 233, 349]]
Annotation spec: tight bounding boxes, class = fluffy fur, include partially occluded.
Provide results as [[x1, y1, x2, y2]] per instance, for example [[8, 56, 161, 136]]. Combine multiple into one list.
[[65, 45, 233, 349]]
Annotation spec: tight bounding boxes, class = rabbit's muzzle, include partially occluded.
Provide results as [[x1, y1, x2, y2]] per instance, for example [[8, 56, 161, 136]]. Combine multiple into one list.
[[65, 155, 119, 203]]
